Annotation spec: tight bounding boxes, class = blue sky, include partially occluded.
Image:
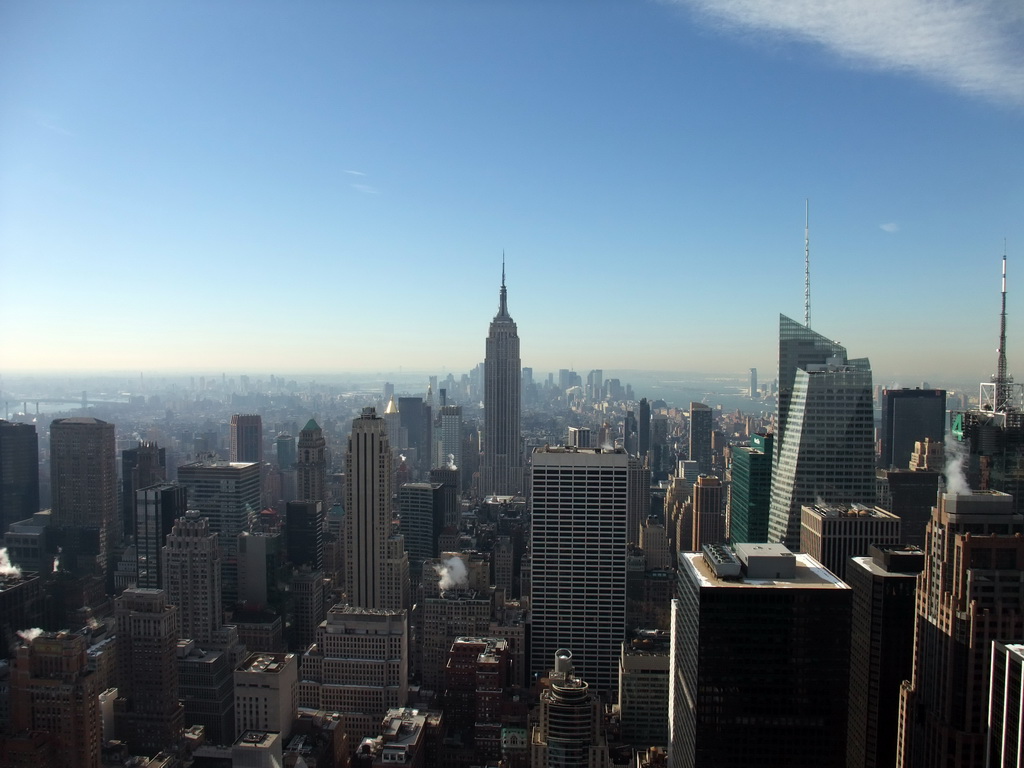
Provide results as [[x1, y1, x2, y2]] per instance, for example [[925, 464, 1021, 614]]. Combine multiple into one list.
[[1, 0, 1022, 385]]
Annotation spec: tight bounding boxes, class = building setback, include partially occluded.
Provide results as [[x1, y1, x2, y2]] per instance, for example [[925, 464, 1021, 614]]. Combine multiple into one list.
[[898, 491, 1024, 768], [481, 267, 523, 497]]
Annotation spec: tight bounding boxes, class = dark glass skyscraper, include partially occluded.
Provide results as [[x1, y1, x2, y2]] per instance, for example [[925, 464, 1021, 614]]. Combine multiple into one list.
[[847, 545, 923, 768], [285, 500, 324, 571], [135, 482, 187, 590], [0, 419, 39, 535], [671, 544, 851, 768], [122, 442, 166, 546], [229, 414, 263, 463], [688, 402, 713, 475], [481, 267, 522, 497], [880, 388, 946, 469], [728, 432, 772, 543]]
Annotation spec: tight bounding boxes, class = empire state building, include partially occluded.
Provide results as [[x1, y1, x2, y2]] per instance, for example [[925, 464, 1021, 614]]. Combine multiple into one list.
[[482, 266, 523, 497]]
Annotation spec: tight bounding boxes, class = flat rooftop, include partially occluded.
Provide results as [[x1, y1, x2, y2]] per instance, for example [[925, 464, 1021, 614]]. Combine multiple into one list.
[[802, 503, 898, 520], [238, 653, 294, 674], [682, 551, 849, 590]]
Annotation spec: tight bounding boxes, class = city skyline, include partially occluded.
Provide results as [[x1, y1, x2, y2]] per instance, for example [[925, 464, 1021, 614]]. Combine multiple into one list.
[[1, 2, 1022, 380]]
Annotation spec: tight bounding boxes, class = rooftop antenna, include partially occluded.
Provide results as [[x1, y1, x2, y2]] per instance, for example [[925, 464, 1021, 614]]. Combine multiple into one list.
[[980, 245, 1014, 414], [995, 244, 1013, 412], [804, 198, 811, 328]]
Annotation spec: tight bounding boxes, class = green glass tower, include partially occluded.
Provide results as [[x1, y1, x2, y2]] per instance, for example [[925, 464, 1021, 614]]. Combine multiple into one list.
[[728, 432, 773, 544]]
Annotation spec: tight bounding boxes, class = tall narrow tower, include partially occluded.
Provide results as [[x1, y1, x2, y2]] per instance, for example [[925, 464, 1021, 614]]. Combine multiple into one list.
[[530, 446, 633, 697], [768, 316, 874, 547], [0, 419, 39, 535], [114, 588, 183, 756], [296, 419, 327, 504], [162, 511, 222, 645], [50, 416, 118, 577], [482, 264, 522, 497], [344, 407, 409, 611], [230, 414, 263, 463]]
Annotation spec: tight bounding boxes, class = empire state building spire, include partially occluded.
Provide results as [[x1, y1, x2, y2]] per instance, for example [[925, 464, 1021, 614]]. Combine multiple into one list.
[[482, 261, 523, 497]]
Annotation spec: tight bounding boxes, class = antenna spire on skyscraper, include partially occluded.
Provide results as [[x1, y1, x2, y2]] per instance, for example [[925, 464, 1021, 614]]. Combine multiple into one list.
[[995, 246, 1014, 413], [497, 251, 509, 319], [804, 198, 811, 329]]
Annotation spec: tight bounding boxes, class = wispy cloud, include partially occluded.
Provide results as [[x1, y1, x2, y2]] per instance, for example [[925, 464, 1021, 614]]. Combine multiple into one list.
[[344, 169, 366, 176], [351, 183, 380, 195], [880, 222, 900, 233], [666, 0, 1024, 106], [38, 120, 75, 137]]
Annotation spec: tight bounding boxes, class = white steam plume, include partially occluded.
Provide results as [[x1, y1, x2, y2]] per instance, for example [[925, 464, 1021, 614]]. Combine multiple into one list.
[[944, 433, 971, 495], [433, 555, 469, 591], [17, 628, 44, 644], [0, 548, 22, 578]]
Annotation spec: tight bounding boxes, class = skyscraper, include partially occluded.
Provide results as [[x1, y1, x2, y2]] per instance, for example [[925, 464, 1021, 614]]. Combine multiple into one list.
[[397, 482, 443, 580], [114, 588, 183, 756], [344, 407, 409, 611], [691, 474, 724, 550], [230, 414, 263, 463], [234, 653, 298, 740], [398, 396, 432, 473], [650, 413, 669, 478], [768, 316, 874, 547], [10, 631, 104, 768], [434, 404, 463, 471], [299, 605, 409, 748], [135, 482, 188, 590], [0, 419, 39, 536], [121, 442, 166, 545], [296, 419, 327, 504], [728, 432, 772, 544], [530, 649, 610, 768], [285, 500, 324, 571], [162, 511, 223, 645], [481, 266, 522, 497], [530, 445, 633, 697], [847, 545, 923, 768], [799, 502, 903, 580], [177, 459, 260, 605], [275, 433, 296, 470], [988, 642, 1024, 767], [638, 398, 651, 459], [688, 403, 713, 475], [898, 491, 1024, 768], [880, 388, 946, 469], [670, 543, 851, 768], [949, 254, 1024, 513], [50, 416, 118, 576]]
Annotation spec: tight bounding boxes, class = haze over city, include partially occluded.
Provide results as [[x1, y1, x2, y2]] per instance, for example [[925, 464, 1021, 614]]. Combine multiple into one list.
[[2, 1, 1022, 382]]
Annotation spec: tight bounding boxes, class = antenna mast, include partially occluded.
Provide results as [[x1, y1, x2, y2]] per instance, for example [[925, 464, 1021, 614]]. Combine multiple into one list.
[[804, 199, 811, 328], [995, 246, 1013, 412]]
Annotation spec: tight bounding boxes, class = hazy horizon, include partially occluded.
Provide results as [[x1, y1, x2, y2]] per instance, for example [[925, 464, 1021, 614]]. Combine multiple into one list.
[[2, 2, 1021, 382]]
